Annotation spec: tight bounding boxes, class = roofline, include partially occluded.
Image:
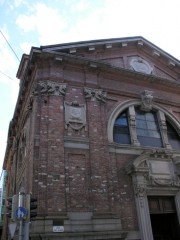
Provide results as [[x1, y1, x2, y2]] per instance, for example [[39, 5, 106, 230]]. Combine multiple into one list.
[[40, 36, 180, 64], [40, 36, 144, 49]]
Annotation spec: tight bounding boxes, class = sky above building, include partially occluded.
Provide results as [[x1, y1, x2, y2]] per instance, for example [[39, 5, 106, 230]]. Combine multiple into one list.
[[0, 0, 180, 171]]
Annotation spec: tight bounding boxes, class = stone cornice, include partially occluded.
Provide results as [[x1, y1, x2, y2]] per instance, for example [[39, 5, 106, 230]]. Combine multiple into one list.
[[41, 49, 180, 89], [40, 36, 180, 66]]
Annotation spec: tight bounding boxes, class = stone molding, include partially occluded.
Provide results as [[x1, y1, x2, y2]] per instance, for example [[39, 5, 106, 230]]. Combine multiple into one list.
[[33, 81, 66, 96], [84, 87, 107, 103], [64, 136, 89, 149]]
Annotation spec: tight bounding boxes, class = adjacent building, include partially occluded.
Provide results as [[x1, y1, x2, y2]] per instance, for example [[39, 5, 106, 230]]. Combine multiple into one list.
[[0, 170, 7, 239], [3, 37, 180, 239]]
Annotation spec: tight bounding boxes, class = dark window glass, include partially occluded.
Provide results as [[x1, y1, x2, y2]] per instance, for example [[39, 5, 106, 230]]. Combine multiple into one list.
[[167, 122, 180, 150], [113, 111, 131, 144], [135, 108, 163, 147]]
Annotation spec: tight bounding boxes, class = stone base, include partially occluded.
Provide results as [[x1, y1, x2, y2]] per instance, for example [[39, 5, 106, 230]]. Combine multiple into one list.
[[29, 212, 127, 240]]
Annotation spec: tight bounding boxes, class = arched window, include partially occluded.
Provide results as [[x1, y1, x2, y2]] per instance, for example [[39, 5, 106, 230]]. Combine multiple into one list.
[[113, 110, 131, 144], [135, 108, 162, 148], [113, 105, 180, 150], [166, 122, 180, 150]]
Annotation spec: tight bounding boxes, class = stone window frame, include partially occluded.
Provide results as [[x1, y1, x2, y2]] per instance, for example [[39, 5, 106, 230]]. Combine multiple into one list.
[[126, 150, 180, 240], [108, 100, 180, 150]]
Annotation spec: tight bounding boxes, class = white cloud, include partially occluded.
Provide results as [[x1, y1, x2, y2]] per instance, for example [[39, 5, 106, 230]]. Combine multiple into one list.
[[14, 0, 180, 60], [16, 14, 36, 32], [16, 2, 67, 45], [20, 42, 33, 54], [0, 0, 5, 5], [7, 0, 25, 10], [73, 0, 90, 12], [13, 0, 24, 7]]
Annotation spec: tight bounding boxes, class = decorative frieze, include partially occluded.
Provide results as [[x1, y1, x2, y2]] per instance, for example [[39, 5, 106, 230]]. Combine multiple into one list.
[[84, 87, 107, 103], [33, 81, 66, 96], [150, 176, 180, 187], [64, 101, 87, 131]]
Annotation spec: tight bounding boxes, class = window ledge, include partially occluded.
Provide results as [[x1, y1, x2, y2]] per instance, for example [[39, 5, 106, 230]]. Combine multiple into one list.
[[108, 142, 180, 155]]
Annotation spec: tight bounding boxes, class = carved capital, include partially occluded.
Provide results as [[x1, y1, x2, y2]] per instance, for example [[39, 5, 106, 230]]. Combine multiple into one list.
[[33, 81, 66, 96], [134, 183, 147, 197], [84, 87, 107, 103]]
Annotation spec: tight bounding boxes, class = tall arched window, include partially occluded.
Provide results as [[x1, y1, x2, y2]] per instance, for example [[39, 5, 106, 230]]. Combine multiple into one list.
[[113, 105, 180, 150], [113, 110, 131, 144], [135, 108, 162, 148]]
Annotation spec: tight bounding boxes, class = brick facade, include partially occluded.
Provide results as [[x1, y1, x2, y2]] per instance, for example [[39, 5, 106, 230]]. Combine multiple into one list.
[[3, 37, 180, 239]]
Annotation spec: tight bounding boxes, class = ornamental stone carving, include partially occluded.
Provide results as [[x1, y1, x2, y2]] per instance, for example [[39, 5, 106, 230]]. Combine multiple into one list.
[[64, 101, 87, 131], [128, 106, 140, 146], [134, 183, 147, 197], [26, 95, 33, 112], [149, 176, 180, 187], [140, 90, 153, 111], [148, 158, 180, 187], [84, 87, 107, 103], [126, 149, 180, 188], [126, 150, 180, 240], [33, 81, 66, 96], [130, 57, 153, 74], [157, 111, 171, 149]]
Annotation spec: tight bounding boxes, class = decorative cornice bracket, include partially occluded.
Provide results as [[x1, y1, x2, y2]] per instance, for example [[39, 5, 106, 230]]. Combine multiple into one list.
[[84, 87, 107, 103], [33, 81, 66, 96]]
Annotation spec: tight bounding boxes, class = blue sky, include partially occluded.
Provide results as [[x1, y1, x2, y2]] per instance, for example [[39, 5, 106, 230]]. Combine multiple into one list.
[[1, 0, 180, 171]]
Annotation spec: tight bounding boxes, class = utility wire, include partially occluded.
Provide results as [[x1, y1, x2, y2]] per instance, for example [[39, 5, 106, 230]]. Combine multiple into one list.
[[0, 70, 19, 83], [0, 30, 20, 62]]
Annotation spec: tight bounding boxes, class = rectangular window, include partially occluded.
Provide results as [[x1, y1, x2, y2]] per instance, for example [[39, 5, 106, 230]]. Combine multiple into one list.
[[135, 108, 163, 147]]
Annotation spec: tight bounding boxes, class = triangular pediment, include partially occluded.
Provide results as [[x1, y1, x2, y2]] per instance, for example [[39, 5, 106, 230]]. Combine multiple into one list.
[[40, 36, 180, 82]]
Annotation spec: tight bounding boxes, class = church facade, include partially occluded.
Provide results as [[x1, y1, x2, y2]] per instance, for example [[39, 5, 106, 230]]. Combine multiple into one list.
[[3, 37, 180, 239]]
